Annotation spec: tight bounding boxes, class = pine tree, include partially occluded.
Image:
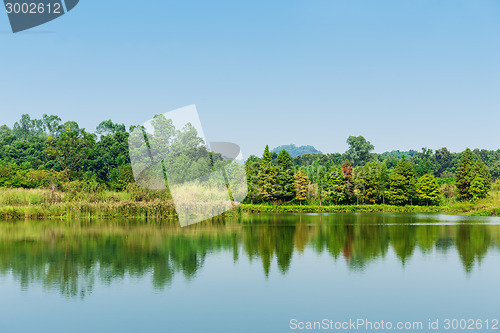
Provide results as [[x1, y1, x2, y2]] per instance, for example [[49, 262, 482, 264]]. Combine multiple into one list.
[[327, 165, 346, 204], [245, 155, 261, 204], [474, 160, 491, 191], [456, 148, 476, 201], [342, 160, 354, 202], [258, 145, 278, 201], [470, 176, 488, 201], [378, 162, 389, 204], [359, 162, 380, 204], [294, 170, 309, 205], [456, 148, 491, 201], [315, 165, 327, 206], [387, 156, 416, 205], [387, 173, 408, 205], [276, 149, 296, 201], [416, 174, 440, 205]]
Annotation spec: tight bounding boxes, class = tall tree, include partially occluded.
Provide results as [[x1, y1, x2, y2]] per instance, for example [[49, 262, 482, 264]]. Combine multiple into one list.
[[345, 136, 374, 166], [294, 169, 309, 205], [42, 114, 62, 137], [0, 125, 12, 140], [456, 148, 490, 201], [469, 176, 488, 201], [456, 148, 476, 200], [276, 149, 296, 201], [327, 165, 346, 204], [342, 160, 354, 202], [96, 119, 127, 136], [314, 164, 327, 206], [45, 129, 95, 182], [359, 162, 380, 204], [378, 162, 390, 204], [245, 155, 261, 204], [416, 174, 440, 205], [13, 114, 44, 141], [387, 156, 416, 205], [258, 145, 278, 201]]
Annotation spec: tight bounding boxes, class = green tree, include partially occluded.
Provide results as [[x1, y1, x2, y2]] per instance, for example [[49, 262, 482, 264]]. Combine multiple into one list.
[[413, 148, 435, 177], [294, 170, 309, 205], [456, 148, 491, 201], [276, 150, 296, 201], [456, 148, 476, 200], [387, 174, 409, 205], [469, 176, 488, 201], [42, 114, 62, 137], [245, 155, 261, 203], [0, 125, 12, 139], [61, 121, 80, 133], [314, 165, 327, 206], [327, 165, 346, 204], [358, 162, 380, 204], [416, 174, 440, 205], [258, 145, 278, 201], [342, 160, 354, 202], [492, 179, 500, 200], [13, 114, 44, 141], [378, 162, 390, 204], [387, 156, 416, 205], [96, 119, 127, 136], [345, 136, 374, 166], [45, 129, 95, 182]]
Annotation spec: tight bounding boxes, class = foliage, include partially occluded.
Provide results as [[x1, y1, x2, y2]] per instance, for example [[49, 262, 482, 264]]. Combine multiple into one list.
[[345, 135, 374, 166], [470, 176, 488, 201], [456, 148, 491, 201], [293, 170, 309, 203], [45, 129, 95, 181], [387, 156, 416, 205], [276, 150, 296, 201], [416, 174, 440, 205], [1, 114, 499, 209], [258, 145, 278, 201]]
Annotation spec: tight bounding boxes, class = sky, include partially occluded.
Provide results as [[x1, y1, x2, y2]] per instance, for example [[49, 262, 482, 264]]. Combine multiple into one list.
[[0, 0, 499, 157]]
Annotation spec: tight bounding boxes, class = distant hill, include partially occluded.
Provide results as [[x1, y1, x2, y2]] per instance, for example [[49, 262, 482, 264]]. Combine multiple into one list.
[[272, 144, 322, 157]]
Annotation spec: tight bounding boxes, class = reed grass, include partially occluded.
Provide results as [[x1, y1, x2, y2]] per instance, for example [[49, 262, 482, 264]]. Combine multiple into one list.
[[1, 188, 500, 221]]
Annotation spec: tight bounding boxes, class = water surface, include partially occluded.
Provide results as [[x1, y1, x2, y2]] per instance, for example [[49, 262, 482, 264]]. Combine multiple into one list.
[[0, 213, 499, 332]]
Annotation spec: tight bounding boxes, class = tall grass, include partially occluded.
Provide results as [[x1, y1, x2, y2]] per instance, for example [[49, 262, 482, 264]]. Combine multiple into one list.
[[0, 187, 177, 220], [2, 187, 500, 221]]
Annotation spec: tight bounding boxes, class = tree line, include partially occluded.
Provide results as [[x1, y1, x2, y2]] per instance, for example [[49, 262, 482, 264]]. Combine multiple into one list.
[[247, 140, 493, 206], [0, 114, 496, 205]]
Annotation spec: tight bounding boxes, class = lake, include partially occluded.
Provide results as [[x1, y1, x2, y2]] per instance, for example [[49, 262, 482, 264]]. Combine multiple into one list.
[[0, 213, 499, 333]]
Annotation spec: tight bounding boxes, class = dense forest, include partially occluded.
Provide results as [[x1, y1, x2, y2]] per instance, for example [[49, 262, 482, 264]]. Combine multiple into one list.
[[0, 114, 498, 206]]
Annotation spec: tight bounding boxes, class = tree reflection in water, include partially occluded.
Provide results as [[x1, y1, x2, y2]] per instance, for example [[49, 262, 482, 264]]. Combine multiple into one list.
[[0, 214, 498, 298]]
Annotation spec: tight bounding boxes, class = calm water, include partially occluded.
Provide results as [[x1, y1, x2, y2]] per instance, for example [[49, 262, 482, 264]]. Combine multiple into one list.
[[0, 213, 499, 333]]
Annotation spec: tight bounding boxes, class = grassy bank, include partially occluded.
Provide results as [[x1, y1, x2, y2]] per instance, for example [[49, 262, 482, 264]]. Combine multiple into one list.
[[1, 188, 500, 220], [241, 197, 500, 216], [0, 188, 178, 220]]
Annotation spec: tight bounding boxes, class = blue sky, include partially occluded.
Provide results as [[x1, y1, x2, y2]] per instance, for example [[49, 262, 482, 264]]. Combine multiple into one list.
[[0, 0, 499, 157]]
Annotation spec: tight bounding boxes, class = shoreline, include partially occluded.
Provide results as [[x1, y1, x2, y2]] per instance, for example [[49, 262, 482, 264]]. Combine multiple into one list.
[[0, 188, 498, 220], [0, 202, 498, 221], [240, 203, 500, 217]]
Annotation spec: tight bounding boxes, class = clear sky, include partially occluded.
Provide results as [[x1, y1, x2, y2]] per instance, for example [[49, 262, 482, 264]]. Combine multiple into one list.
[[1, 0, 499, 157]]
